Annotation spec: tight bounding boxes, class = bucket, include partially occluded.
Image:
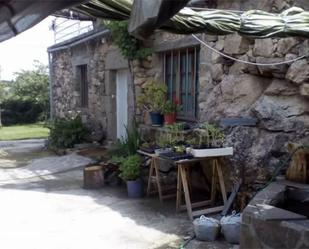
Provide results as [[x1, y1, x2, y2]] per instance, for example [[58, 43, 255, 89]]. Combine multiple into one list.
[[193, 216, 220, 241], [220, 212, 242, 244], [127, 178, 143, 198]]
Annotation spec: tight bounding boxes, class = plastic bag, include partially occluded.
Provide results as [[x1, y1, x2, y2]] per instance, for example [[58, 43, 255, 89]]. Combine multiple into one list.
[[193, 215, 220, 241], [220, 212, 242, 244]]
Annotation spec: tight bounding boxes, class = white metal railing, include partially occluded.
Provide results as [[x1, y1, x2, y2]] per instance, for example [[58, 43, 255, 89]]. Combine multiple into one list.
[[51, 18, 94, 44]]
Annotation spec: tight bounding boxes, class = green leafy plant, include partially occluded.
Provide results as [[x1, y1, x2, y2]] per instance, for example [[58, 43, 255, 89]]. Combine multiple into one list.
[[200, 122, 225, 146], [107, 121, 140, 157], [157, 123, 185, 148], [119, 154, 141, 181], [162, 100, 181, 114], [137, 80, 167, 113], [190, 122, 225, 148], [105, 20, 152, 60], [47, 115, 89, 149]]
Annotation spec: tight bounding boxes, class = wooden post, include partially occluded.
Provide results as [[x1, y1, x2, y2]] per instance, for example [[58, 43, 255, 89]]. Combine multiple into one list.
[[180, 164, 193, 220], [147, 158, 155, 197], [176, 165, 183, 212], [83, 165, 104, 189]]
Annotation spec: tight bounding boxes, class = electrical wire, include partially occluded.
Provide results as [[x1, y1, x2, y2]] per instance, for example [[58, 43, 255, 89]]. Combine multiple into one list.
[[192, 34, 309, 66]]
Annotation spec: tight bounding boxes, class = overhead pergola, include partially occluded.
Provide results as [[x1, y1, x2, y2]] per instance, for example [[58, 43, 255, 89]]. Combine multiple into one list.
[[1, 0, 309, 43]]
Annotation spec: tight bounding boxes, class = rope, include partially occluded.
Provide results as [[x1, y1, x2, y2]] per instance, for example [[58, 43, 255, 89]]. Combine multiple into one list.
[[192, 34, 309, 66]]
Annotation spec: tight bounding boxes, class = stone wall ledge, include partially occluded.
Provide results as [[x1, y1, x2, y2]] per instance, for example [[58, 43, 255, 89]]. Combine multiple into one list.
[[240, 180, 309, 249]]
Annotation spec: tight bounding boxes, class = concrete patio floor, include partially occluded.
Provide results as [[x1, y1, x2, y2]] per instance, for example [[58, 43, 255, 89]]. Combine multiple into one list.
[[0, 139, 237, 249]]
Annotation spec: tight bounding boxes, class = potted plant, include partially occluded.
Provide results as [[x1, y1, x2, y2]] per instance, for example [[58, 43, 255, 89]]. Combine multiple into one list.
[[137, 80, 167, 126], [188, 123, 233, 157], [119, 154, 143, 198], [162, 100, 179, 125]]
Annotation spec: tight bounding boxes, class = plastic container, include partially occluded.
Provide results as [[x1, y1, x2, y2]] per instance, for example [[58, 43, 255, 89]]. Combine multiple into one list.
[[220, 212, 242, 244], [127, 178, 143, 198], [193, 216, 220, 241], [190, 147, 233, 157]]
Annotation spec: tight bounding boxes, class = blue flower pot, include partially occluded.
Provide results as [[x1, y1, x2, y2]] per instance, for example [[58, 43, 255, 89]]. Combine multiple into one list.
[[127, 179, 143, 198], [149, 112, 164, 126]]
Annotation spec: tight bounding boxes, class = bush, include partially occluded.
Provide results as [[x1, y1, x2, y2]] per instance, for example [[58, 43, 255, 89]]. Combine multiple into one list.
[[108, 121, 141, 157], [1, 99, 44, 125], [119, 154, 141, 181], [48, 116, 89, 149]]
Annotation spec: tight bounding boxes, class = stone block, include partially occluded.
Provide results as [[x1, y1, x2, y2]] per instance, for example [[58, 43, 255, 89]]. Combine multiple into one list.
[[204, 34, 218, 42], [229, 55, 249, 75], [253, 39, 274, 57], [141, 60, 152, 69], [264, 79, 299, 96], [277, 38, 298, 55], [225, 74, 270, 116], [286, 59, 309, 85], [300, 83, 309, 97], [299, 40, 309, 56], [215, 37, 225, 51], [256, 57, 288, 79], [240, 223, 262, 249], [253, 95, 309, 131], [210, 63, 223, 82], [224, 34, 251, 55]]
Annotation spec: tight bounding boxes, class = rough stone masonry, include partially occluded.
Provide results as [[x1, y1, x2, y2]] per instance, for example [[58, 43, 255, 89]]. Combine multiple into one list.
[[50, 0, 309, 191], [133, 0, 309, 189]]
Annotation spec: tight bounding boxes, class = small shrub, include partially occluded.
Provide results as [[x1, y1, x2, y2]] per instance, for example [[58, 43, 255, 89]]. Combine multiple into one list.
[[108, 121, 140, 157], [1, 99, 43, 125], [119, 154, 141, 181], [48, 115, 89, 149], [137, 80, 167, 113]]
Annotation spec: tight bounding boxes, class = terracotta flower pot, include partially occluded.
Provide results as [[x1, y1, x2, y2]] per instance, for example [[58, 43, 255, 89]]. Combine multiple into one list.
[[164, 112, 176, 125]]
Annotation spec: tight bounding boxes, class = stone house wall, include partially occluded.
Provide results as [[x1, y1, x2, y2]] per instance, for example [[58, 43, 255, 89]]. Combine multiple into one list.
[[50, 33, 131, 142], [50, 0, 309, 189], [132, 0, 309, 188]]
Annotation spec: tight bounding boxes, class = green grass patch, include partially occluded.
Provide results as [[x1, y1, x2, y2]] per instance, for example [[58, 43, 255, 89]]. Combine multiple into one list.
[[0, 123, 50, 140]]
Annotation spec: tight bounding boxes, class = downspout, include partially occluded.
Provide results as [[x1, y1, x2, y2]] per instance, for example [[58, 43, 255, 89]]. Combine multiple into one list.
[[48, 51, 53, 120]]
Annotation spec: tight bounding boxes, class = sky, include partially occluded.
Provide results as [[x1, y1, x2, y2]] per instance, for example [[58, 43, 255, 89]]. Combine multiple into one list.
[[0, 17, 54, 81]]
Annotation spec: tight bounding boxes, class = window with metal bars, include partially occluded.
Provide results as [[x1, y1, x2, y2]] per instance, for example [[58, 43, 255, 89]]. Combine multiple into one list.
[[163, 47, 199, 120], [77, 64, 88, 108]]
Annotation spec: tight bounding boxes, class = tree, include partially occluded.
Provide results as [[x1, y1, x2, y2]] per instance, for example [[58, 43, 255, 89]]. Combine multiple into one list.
[[0, 83, 4, 127], [12, 61, 49, 120], [0, 81, 12, 127]]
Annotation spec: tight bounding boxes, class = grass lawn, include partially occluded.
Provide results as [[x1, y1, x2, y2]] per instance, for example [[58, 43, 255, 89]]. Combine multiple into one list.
[[0, 123, 50, 140]]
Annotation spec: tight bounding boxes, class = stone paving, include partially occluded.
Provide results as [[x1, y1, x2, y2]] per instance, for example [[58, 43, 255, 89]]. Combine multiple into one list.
[[0, 139, 237, 249]]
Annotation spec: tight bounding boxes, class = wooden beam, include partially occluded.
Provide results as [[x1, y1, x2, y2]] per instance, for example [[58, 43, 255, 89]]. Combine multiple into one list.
[[192, 205, 224, 217]]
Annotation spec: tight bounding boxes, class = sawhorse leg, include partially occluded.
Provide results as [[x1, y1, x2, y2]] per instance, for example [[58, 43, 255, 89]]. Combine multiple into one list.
[[211, 158, 227, 205], [146, 157, 163, 203], [179, 163, 193, 220]]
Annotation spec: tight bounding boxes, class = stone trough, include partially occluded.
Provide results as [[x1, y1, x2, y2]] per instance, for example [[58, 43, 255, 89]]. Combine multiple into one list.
[[240, 180, 309, 249]]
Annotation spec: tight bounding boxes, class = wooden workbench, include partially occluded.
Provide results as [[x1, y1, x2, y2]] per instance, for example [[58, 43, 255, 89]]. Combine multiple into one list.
[[138, 149, 231, 220]]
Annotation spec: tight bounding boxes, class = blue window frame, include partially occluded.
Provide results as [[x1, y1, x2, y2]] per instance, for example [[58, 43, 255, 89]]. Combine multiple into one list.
[[163, 47, 199, 120]]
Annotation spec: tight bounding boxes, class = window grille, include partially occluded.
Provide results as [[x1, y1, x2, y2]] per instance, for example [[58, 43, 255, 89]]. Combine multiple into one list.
[[77, 64, 88, 108], [163, 47, 199, 120]]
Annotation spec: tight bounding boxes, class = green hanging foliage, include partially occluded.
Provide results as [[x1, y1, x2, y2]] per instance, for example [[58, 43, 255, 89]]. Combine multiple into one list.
[[105, 20, 152, 60]]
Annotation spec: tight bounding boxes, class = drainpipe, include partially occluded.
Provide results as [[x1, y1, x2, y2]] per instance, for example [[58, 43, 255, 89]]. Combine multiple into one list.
[[48, 51, 53, 120]]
